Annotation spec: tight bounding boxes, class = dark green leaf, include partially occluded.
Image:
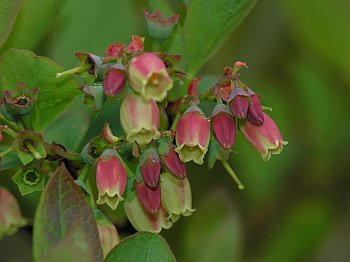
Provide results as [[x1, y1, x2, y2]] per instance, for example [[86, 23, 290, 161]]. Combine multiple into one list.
[[33, 165, 103, 262], [0, 49, 80, 131], [44, 106, 90, 151], [184, 0, 256, 74], [0, 0, 22, 48], [106, 232, 176, 262]]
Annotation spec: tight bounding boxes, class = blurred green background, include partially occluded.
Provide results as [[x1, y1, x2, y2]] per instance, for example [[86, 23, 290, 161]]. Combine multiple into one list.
[[1, 0, 350, 261]]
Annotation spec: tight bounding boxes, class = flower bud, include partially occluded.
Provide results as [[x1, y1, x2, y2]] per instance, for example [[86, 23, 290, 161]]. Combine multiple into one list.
[[93, 209, 120, 258], [0, 187, 26, 238], [160, 172, 194, 222], [103, 64, 126, 97], [246, 94, 264, 126], [124, 189, 172, 233], [135, 182, 161, 214], [158, 140, 186, 179], [240, 113, 288, 161], [228, 87, 249, 119], [128, 53, 173, 102], [144, 9, 179, 42], [105, 43, 125, 60], [139, 148, 161, 188], [120, 94, 161, 145], [96, 149, 127, 210], [175, 106, 210, 165], [211, 104, 236, 149], [2, 81, 39, 116]]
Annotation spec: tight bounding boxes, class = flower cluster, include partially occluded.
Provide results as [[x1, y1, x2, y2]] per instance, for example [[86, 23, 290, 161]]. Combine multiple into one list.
[[0, 9, 287, 255]]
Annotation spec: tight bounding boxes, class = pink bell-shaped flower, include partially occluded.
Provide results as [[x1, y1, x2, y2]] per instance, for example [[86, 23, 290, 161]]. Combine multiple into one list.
[[135, 182, 161, 214], [120, 94, 161, 145], [128, 53, 173, 102], [211, 104, 236, 149], [96, 149, 127, 210], [240, 113, 287, 161], [103, 64, 126, 97], [139, 148, 161, 189], [158, 141, 186, 179], [175, 106, 210, 165]]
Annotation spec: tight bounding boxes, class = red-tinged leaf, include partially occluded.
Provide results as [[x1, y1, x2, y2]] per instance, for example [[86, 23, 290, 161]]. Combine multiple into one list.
[[33, 165, 103, 262]]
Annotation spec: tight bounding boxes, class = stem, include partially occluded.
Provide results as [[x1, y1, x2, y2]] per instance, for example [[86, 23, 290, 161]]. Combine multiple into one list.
[[152, 40, 162, 51], [262, 106, 273, 112], [86, 174, 97, 208], [220, 160, 245, 190], [0, 115, 20, 131], [77, 165, 89, 182], [170, 114, 181, 131], [56, 63, 91, 78], [2, 126, 17, 138], [0, 147, 12, 158], [22, 115, 34, 130]]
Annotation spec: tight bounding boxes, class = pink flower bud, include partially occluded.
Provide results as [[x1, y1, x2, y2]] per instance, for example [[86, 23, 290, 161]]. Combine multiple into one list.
[[160, 172, 194, 222], [96, 149, 127, 210], [234, 61, 248, 69], [105, 43, 125, 59], [175, 106, 210, 164], [228, 87, 249, 119], [127, 35, 145, 53], [93, 209, 120, 258], [120, 94, 161, 145], [0, 187, 26, 238], [139, 148, 161, 188], [240, 113, 288, 161], [135, 182, 161, 214], [128, 53, 173, 102], [124, 190, 172, 233], [103, 65, 126, 97], [212, 104, 236, 149], [144, 9, 179, 41], [246, 93, 264, 126], [158, 141, 186, 179]]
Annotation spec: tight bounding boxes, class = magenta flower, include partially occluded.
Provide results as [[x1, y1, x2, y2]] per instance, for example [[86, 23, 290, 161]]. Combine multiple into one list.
[[240, 113, 287, 161], [211, 104, 236, 149], [158, 142, 186, 179], [135, 182, 161, 214], [120, 94, 161, 145], [175, 106, 210, 164], [128, 53, 173, 102], [103, 65, 126, 97], [139, 148, 161, 188], [96, 149, 127, 210], [228, 87, 249, 119], [246, 94, 264, 126]]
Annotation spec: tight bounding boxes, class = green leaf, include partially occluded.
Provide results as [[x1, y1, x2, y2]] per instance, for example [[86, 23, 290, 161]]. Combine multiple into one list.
[[0, 0, 22, 48], [184, 0, 256, 74], [182, 191, 243, 262], [44, 106, 90, 151], [105, 232, 176, 262], [0, 49, 80, 131], [1, 0, 66, 50], [33, 165, 103, 262]]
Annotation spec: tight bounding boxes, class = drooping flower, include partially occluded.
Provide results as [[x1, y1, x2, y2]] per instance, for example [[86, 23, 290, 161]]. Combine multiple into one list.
[[160, 172, 194, 222], [124, 189, 172, 233], [157, 140, 186, 179], [93, 209, 120, 258], [240, 113, 287, 161], [96, 149, 127, 210], [120, 94, 161, 145], [135, 182, 161, 214], [246, 93, 264, 126], [103, 64, 126, 97], [128, 53, 173, 102], [139, 148, 161, 188], [228, 86, 249, 119], [0, 187, 26, 238], [175, 106, 210, 164], [211, 104, 236, 149]]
